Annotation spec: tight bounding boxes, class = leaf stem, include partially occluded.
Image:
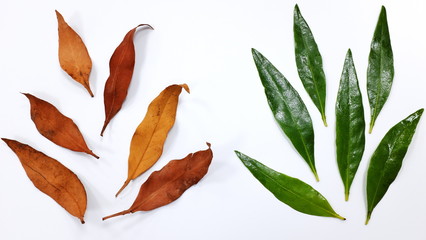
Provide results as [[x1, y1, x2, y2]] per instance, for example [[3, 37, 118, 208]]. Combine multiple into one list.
[[345, 191, 349, 201], [102, 210, 131, 221], [313, 170, 320, 182], [365, 212, 372, 225], [116, 179, 130, 197], [369, 120, 375, 134], [321, 113, 328, 127]]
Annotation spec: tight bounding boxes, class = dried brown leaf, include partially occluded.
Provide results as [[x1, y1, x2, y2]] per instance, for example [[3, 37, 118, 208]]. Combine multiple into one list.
[[23, 93, 98, 158], [101, 24, 154, 136], [56, 10, 94, 97], [103, 143, 213, 220], [115, 84, 190, 196], [2, 138, 87, 223]]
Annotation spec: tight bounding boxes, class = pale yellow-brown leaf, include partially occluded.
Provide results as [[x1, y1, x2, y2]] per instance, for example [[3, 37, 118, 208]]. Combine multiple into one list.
[[56, 10, 93, 97], [116, 84, 189, 196]]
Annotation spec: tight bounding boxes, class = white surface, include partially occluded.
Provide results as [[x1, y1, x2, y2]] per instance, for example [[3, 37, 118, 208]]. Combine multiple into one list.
[[1, 0, 426, 239]]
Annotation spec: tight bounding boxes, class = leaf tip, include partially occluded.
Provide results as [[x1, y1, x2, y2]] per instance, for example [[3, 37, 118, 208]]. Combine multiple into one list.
[[206, 142, 211, 148], [294, 4, 300, 11], [136, 24, 154, 31], [80, 218, 85, 224], [180, 84, 190, 93]]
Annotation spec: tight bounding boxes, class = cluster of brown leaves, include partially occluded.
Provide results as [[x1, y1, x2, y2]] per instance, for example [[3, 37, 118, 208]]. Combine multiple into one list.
[[2, 10, 213, 223]]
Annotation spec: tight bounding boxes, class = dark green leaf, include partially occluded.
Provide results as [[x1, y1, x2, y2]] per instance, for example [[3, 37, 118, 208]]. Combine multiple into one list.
[[235, 151, 345, 220], [252, 48, 318, 181], [335, 49, 365, 201], [294, 4, 327, 126], [367, 6, 394, 133], [366, 109, 423, 224]]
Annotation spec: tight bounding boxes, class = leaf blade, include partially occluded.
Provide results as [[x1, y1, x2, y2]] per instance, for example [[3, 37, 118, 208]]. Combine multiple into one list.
[[335, 49, 365, 201], [367, 6, 394, 133], [366, 109, 423, 224], [104, 143, 213, 220], [23, 93, 98, 158], [235, 151, 344, 220], [101, 24, 153, 136], [56, 10, 93, 97], [293, 4, 327, 126], [115, 84, 189, 196], [2, 138, 87, 223], [252, 48, 318, 181]]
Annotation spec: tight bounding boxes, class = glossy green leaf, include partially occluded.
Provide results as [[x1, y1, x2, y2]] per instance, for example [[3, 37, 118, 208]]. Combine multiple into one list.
[[235, 151, 345, 220], [252, 48, 318, 181], [294, 4, 327, 126], [366, 109, 423, 224], [367, 6, 394, 133], [335, 49, 365, 201]]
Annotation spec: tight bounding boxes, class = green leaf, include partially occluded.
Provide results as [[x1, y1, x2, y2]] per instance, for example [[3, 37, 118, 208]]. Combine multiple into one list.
[[252, 48, 318, 181], [367, 6, 394, 133], [294, 4, 327, 126], [366, 109, 423, 225], [335, 49, 365, 201], [235, 151, 345, 220]]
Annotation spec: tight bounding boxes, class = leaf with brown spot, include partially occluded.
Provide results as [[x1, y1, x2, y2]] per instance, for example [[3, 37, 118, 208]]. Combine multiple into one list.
[[115, 84, 190, 196], [101, 24, 154, 136], [56, 10, 94, 97], [23, 93, 98, 159], [2, 138, 87, 223], [103, 143, 213, 220]]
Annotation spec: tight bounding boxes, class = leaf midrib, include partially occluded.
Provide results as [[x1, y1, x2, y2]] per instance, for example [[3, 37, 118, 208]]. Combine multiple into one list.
[[263, 64, 316, 173], [368, 128, 402, 212], [296, 16, 325, 117], [371, 19, 386, 126], [129, 91, 176, 179], [131, 155, 195, 211], [105, 36, 133, 122], [253, 162, 337, 218], [24, 162, 83, 218]]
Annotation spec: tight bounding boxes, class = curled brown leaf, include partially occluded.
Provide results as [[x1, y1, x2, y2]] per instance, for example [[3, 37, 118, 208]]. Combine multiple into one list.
[[101, 24, 154, 136], [56, 10, 94, 97], [103, 143, 213, 220]]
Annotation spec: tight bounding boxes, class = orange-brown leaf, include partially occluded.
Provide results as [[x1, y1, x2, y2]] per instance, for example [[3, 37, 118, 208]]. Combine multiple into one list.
[[56, 10, 93, 97], [103, 143, 213, 220], [23, 93, 98, 159], [101, 24, 153, 136], [2, 138, 87, 223], [115, 84, 190, 196]]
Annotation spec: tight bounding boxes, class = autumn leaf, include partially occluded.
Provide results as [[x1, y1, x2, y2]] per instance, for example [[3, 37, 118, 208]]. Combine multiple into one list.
[[115, 84, 190, 196], [103, 143, 213, 220], [101, 24, 154, 136], [23, 93, 98, 158], [56, 10, 94, 97], [2, 138, 87, 223]]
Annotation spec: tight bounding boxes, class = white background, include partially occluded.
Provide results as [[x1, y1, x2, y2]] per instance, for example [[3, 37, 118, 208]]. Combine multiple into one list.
[[1, 0, 425, 239]]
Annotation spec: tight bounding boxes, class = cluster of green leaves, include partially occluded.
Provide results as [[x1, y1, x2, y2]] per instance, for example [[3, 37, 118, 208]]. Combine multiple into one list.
[[235, 5, 423, 224]]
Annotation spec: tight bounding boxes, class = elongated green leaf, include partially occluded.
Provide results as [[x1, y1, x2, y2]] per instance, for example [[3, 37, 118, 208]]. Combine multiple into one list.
[[335, 49, 365, 201], [366, 109, 423, 224], [367, 6, 394, 133], [235, 151, 345, 220], [294, 4, 327, 126], [252, 48, 318, 181]]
